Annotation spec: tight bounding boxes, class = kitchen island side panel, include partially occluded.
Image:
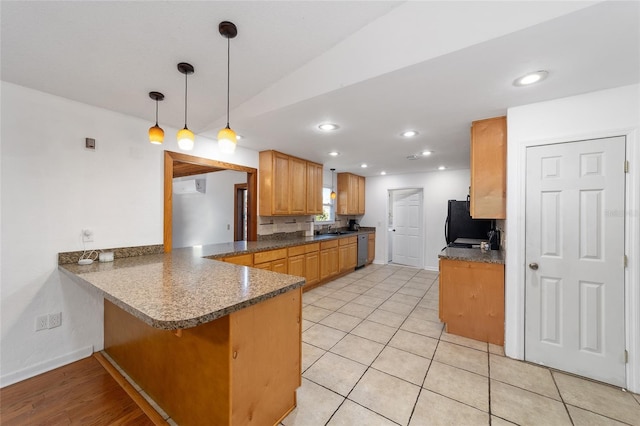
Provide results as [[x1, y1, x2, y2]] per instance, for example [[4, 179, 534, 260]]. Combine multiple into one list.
[[104, 287, 302, 426]]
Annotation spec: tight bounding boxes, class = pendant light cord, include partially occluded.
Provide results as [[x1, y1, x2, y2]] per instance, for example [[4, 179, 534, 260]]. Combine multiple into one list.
[[184, 71, 188, 128], [226, 37, 230, 129], [155, 99, 159, 126]]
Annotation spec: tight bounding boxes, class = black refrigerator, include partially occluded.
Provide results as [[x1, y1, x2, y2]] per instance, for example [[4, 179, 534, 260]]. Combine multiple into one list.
[[445, 200, 493, 247]]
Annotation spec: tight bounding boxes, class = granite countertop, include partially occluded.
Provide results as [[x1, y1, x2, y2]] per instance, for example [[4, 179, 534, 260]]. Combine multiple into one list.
[[438, 247, 505, 264], [201, 228, 376, 260], [59, 249, 304, 330]]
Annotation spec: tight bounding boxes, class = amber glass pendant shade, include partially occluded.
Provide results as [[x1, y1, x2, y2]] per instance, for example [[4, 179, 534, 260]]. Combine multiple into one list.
[[177, 127, 195, 151], [148, 91, 165, 144], [218, 126, 237, 154]]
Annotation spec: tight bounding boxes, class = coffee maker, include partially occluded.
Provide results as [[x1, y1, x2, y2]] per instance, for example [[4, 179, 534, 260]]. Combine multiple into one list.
[[348, 219, 360, 231]]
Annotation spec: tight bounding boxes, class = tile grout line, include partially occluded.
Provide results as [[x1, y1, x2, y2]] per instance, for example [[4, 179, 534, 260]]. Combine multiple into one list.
[[550, 370, 576, 426]]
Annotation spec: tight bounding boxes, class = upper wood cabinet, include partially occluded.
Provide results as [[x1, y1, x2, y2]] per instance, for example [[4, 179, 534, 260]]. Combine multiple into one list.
[[337, 173, 366, 215], [470, 116, 506, 219], [259, 150, 323, 216], [306, 162, 323, 215]]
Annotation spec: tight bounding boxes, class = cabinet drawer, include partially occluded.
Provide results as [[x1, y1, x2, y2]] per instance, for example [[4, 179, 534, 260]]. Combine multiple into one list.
[[288, 245, 306, 257], [339, 236, 357, 246], [320, 240, 339, 250], [223, 254, 253, 266], [254, 248, 287, 264], [304, 243, 320, 253]]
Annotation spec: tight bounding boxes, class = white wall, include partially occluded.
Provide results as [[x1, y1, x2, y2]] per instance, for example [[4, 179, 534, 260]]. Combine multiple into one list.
[[506, 84, 640, 392], [0, 82, 259, 386], [361, 169, 471, 270], [172, 170, 247, 248]]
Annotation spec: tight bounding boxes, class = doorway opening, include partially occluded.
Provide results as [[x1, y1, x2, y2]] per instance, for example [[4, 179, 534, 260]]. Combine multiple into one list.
[[234, 183, 248, 241], [387, 188, 424, 268], [163, 151, 258, 252]]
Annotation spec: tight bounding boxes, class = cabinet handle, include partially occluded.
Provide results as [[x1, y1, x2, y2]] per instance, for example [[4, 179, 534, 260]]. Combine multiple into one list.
[[233, 351, 238, 359], [529, 263, 539, 270]]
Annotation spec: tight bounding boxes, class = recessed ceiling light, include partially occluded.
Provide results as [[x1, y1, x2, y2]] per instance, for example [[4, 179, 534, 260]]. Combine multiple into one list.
[[328, 151, 340, 156], [380, 171, 387, 175], [513, 70, 548, 87], [401, 130, 419, 138], [438, 165, 446, 170], [361, 163, 368, 168], [421, 150, 432, 156], [318, 123, 339, 131]]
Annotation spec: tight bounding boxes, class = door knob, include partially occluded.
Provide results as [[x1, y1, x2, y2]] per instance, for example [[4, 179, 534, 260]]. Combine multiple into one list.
[[529, 263, 539, 270]]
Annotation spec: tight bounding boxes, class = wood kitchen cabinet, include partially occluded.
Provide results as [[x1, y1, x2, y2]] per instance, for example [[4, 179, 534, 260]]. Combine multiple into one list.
[[287, 243, 320, 287], [439, 258, 504, 345], [337, 172, 366, 215], [367, 234, 375, 264], [338, 236, 357, 273], [223, 253, 253, 266], [253, 248, 288, 273], [259, 150, 323, 216], [470, 116, 506, 219], [319, 240, 339, 281], [306, 162, 323, 215]]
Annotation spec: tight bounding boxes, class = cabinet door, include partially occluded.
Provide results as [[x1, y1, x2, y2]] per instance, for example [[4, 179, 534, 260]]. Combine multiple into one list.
[[348, 174, 358, 214], [347, 244, 357, 269], [272, 258, 288, 274], [357, 176, 365, 214], [305, 251, 320, 286], [319, 249, 331, 280], [328, 247, 339, 277], [336, 173, 349, 215], [289, 157, 307, 215], [306, 162, 323, 215], [288, 254, 305, 278], [470, 116, 506, 219], [224, 254, 253, 266], [338, 245, 350, 273], [253, 261, 272, 270], [273, 152, 290, 215], [367, 237, 375, 264]]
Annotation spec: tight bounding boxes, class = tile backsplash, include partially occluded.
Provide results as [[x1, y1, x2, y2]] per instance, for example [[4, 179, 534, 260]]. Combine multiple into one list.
[[257, 215, 358, 238]]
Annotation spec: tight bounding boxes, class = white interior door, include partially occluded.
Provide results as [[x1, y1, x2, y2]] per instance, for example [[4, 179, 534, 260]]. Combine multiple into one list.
[[391, 189, 423, 268], [525, 136, 626, 386]]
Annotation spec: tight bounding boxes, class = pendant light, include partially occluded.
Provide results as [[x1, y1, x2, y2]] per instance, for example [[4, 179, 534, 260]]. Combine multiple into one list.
[[330, 168, 337, 200], [177, 62, 195, 150], [148, 91, 165, 144], [218, 21, 238, 154]]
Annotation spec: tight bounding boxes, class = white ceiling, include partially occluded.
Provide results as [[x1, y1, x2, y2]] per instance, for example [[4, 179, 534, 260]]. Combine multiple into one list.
[[2, 1, 639, 176]]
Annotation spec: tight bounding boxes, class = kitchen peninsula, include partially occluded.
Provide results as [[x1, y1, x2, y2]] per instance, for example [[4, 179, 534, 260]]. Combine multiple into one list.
[[59, 229, 375, 425], [60, 248, 305, 426]]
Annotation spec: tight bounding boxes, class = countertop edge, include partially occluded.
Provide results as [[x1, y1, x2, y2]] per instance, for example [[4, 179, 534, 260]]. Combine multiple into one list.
[[438, 247, 505, 265], [59, 262, 305, 330]]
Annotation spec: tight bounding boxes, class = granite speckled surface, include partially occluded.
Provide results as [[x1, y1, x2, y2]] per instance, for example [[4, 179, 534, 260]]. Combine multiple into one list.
[[59, 230, 375, 330], [59, 249, 304, 330], [438, 247, 505, 264], [58, 244, 164, 265], [202, 229, 375, 260]]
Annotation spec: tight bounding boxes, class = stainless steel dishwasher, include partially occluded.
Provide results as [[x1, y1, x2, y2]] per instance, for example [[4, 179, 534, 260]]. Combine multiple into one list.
[[357, 233, 368, 268]]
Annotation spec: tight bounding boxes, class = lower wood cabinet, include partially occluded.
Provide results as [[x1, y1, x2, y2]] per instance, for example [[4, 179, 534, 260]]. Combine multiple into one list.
[[222, 235, 374, 291], [367, 234, 375, 264], [287, 243, 320, 287], [338, 237, 357, 273], [319, 240, 339, 281], [439, 258, 505, 345]]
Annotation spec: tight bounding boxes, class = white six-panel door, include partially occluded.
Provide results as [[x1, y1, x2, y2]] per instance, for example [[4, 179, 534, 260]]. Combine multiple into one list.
[[392, 189, 423, 268], [525, 136, 626, 386]]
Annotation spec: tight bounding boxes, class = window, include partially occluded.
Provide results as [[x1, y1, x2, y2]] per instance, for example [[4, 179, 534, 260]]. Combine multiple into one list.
[[315, 187, 335, 223]]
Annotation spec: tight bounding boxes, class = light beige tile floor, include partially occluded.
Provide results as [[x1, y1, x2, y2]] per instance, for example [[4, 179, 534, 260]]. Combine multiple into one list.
[[285, 263, 640, 426]]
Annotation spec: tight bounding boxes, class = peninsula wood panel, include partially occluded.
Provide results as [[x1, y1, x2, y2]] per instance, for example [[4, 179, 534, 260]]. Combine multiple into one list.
[[104, 288, 302, 426], [439, 259, 505, 345], [470, 116, 507, 219]]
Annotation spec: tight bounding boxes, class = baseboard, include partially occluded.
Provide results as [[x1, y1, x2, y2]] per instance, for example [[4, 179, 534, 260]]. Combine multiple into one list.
[[0, 345, 93, 388]]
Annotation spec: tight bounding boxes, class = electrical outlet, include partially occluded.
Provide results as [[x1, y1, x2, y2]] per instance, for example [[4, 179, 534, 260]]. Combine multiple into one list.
[[35, 315, 48, 331], [82, 229, 94, 243], [48, 312, 62, 329]]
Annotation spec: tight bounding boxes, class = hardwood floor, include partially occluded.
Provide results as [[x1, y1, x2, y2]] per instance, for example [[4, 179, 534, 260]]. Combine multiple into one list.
[[0, 354, 162, 425]]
